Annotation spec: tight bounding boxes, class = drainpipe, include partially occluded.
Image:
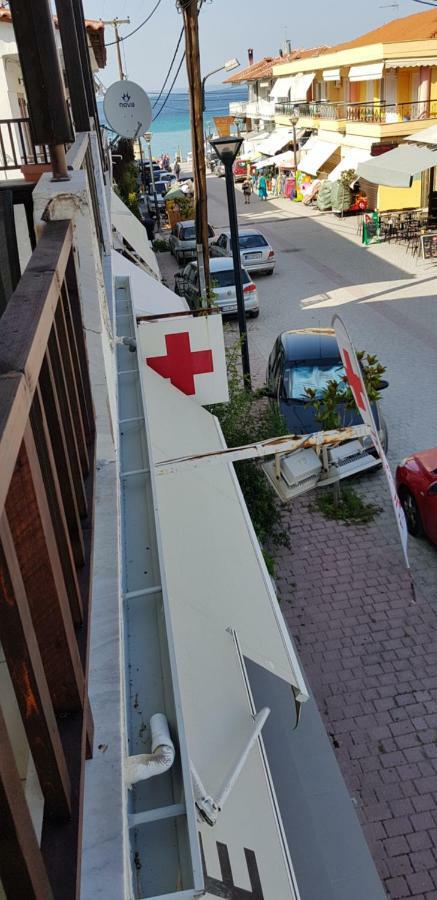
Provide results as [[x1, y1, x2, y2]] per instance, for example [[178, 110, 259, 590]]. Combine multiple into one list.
[[125, 714, 175, 786]]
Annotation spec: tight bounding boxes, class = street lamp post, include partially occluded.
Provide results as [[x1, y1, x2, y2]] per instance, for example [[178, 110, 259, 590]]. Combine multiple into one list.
[[209, 135, 251, 391], [144, 132, 161, 233], [290, 106, 300, 177], [202, 58, 240, 112]]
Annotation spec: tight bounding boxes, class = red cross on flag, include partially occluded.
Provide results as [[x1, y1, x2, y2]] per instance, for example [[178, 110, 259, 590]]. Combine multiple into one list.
[[332, 314, 409, 570], [138, 313, 229, 405]]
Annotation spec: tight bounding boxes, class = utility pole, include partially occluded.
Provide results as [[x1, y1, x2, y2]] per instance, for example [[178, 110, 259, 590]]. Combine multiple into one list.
[[101, 17, 130, 81], [178, 0, 210, 303]]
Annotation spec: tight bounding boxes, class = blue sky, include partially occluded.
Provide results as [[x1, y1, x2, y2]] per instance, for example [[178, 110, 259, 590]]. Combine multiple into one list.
[[83, 0, 424, 91]]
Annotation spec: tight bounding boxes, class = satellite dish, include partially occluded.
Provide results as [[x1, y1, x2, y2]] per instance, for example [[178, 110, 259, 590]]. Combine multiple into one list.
[[104, 80, 152, 139]]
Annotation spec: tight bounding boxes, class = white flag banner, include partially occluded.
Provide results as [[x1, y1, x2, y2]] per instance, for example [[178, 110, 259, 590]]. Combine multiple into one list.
[[332, 314, 409, 570], [138, 313, 229, 405]]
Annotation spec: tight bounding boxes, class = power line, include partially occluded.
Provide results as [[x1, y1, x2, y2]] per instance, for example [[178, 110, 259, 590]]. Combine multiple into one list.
[[105, 0, 163, 46], [152, 27, 184, 108], [153, 52, 186, 120]]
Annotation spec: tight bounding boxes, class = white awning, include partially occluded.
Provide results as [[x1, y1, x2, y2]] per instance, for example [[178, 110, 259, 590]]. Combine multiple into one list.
[[256, 128, 295, 156], [357, 143, 437, 187], [111, 189, 160, 278], [328, 149, 372, 182], [270, 72, 314, 102], [386, 57, 437, 69], [138, 361, 308, 899], [323, 68, 341, 82], [349, 62, 384, 82], [406, 124, 437, 144], [255, 150, 296, 170], [270, 76, 296, 99], [111, 251, 187, 317], [299, 139, 341, 175]]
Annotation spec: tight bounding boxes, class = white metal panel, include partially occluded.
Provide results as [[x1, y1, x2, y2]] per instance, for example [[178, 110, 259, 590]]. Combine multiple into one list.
[[111, 188, 160, 277], [299, 139, 341, 175], [138, 363, 307, 899], [112, 251, 187, 317], [349, 62, 384, 82]]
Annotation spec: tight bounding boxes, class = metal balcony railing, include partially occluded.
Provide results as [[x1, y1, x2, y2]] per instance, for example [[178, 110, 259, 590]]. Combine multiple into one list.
[[276, 98, 437, 124], [0, 220, 95, 900], [0, 117, 52, 171]]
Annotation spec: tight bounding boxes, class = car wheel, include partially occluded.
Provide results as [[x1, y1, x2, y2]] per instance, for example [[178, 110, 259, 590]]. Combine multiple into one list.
[[265, 269, 274, 276], [250, 309, 260, 318], [399, 488, 423, 537]]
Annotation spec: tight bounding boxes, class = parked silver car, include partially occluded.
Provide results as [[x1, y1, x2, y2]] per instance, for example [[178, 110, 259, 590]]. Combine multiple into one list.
[[174, 257, 259, 317], [169, 219, 215, 265], [212, 228, 276, 275]]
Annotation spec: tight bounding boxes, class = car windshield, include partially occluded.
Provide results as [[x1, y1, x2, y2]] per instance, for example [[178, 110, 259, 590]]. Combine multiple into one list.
[[155, 183, 167, 194], [283, 360, 347, 401], [210, 268, 250, 288], [239, 234, 268, 249], [181, 226, 196, 240]]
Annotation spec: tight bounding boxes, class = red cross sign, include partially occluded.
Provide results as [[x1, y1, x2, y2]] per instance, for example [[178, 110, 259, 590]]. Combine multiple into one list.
[[139, 314, 228, 406], [342, 348, 366, 413], [146, 331, 214, 395]]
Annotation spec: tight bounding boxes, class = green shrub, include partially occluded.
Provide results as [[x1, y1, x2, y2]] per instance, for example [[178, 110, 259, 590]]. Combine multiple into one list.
[[313, 486, 381, 524], [210, 344, 288, 549], [152, 238, 171, 252]]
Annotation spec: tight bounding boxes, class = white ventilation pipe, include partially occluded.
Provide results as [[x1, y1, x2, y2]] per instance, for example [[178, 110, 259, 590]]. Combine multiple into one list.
[[125, 713, 175, 787]]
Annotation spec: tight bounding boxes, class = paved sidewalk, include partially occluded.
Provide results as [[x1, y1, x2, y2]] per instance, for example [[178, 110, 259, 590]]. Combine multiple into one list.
[[273, 496, 437, 900]]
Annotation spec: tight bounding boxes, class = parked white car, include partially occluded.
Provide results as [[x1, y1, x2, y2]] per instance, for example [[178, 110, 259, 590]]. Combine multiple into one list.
[[174, 257, 259, 317], [169, 219, 215, 265], [212, 228, 276, 275]]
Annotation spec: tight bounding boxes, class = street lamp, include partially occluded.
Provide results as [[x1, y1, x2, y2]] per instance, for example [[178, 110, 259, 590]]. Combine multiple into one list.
[[289, 105, 300, 175], [144, 131, 161, 233], [209, 134, 251, 390], [202, 58, 240, 112]]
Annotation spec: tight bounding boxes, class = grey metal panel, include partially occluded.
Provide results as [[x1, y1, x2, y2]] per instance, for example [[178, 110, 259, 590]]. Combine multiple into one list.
[[245, 659, 386, 900], [115, 277, 203, 898]]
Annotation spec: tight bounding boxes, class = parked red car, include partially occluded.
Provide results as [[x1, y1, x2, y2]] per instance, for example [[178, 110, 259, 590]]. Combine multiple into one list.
[[233, 158, 248, 182], [396, 448, 437, 544]]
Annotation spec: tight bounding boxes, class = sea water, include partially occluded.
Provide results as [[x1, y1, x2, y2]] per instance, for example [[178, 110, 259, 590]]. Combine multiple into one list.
[[98, 84, 247, 161]]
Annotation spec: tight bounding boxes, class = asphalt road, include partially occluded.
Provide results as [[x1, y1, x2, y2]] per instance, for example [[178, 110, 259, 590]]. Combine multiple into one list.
[[163, 171, 437, 606]]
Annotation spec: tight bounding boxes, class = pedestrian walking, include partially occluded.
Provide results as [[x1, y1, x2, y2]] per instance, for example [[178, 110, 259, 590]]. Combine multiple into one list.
[[242, 177, 252, 205], [174, 160, 181, 181], [258, 174, 268, 201]]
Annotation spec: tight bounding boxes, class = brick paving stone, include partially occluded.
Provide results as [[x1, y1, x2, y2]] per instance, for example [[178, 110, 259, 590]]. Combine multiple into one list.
[[274, 494, 437, 898]]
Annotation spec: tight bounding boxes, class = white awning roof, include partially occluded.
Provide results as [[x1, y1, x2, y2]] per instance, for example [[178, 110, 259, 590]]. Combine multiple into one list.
[[255, 150, 296, 170], [357, 144, 437, 187], [111, 189, 160, 278], [270, 76, 296, 99], [349, 62, 384, 82], [111, 251, 187, 317], [138, 362, 308, 898], [299, 138, 341, 175], [323, 68, 341, 82], [270, 72, 314, 102], [406, 124, 437, 144], [386, 57, 437, 69], [256, 128, 295, 156], [328, 149, 372, 182]]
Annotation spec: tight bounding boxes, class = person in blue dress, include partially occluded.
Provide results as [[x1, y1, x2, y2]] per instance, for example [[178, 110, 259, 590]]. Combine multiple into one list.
[[258, 174, 268, 201]]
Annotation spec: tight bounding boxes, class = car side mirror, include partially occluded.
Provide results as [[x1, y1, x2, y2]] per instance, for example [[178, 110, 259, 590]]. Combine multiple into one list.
[[427, 482, 437, 497], [378, 379, 389, 390]]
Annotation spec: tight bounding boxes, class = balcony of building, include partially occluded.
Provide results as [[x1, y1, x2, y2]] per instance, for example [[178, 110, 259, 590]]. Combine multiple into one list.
[[275, 98, 437, 139], [230, 98, 276, 122]]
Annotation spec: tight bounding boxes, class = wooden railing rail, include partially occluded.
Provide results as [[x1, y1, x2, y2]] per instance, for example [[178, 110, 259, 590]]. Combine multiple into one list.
[[0, 220, 96, 900]]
